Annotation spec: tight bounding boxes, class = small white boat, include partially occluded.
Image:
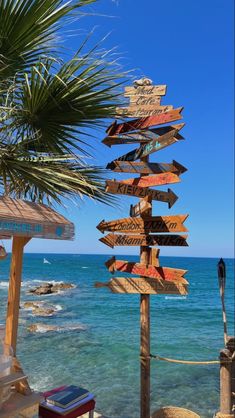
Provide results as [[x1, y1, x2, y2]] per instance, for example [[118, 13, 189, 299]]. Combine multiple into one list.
[[43, 258, 51, 264]]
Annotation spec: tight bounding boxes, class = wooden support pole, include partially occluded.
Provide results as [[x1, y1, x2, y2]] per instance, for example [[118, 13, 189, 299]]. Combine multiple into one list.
[[219, 349, 232, 415], [5, 236, 30, 356], [140, 154, 152, 418]]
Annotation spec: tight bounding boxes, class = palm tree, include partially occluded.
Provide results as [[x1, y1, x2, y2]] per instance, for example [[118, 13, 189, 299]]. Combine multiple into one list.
[[0, 0, 124, 205]]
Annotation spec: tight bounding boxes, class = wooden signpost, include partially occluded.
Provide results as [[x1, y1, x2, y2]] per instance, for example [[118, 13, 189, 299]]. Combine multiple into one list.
[[105, 180, 178, 208], [105, 257, 188, 283], [103, 124, 184, 147], [95, 277, 188, 295], [120, 172, 181, 187], [116, 105, 173, 117], [97, 214, 188, 234], [107, 108, 183, 135], [99, 233, 188, 248], [107, 160, 187, 175], [112, 124, 184, 162], [96, 80, 189, 418]]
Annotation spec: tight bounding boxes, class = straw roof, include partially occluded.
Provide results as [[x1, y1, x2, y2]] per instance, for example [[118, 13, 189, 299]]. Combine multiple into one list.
[[0, 197, 74, 240]]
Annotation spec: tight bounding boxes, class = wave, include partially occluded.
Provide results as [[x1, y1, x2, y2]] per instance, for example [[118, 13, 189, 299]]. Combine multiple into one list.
[[0, 281, 9, 288], [82, 266, 88, 269]]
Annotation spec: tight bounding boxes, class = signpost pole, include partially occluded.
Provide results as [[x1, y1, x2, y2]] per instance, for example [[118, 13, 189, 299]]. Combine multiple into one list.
[[140, 154, 152, 418]]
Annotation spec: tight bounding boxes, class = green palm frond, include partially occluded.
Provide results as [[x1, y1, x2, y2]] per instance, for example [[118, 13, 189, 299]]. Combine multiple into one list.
[[4, 49, 124, 154], [0, 145, 114, 205], [0, 0, 96, 83]]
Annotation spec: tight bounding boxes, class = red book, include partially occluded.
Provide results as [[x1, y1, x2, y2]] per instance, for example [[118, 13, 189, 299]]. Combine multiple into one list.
[[39, 400, 95, 418], [39, 386, 95, 418]]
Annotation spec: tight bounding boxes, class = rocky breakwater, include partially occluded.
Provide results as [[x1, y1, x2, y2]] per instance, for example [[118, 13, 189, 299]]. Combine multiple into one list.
[[28, 282, 75, 296], [28, 323, 86, 333], [22, 301, 59, 317]]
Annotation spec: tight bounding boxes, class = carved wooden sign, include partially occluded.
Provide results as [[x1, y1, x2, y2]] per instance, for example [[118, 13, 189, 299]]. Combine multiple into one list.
[[95, 277, 188, 295], [97, 215, 188, 234], [116, 105, 173, 118], [124, 85, 167, 96], [107, 160, 187, 175], [107, 107, 183, 136], [128, 95, 162, 106], [114, 124, 184, 162], [105, 180, 178, 208], [130, 196, 152, 217], [105, 257, 188, 283], [99, 233, 188, 248], [121, 172, 181, 188], [103, 124, 184, 147]]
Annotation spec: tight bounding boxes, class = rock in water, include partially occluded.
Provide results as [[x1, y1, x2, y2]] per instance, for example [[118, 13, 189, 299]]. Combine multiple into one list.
[[29, 282, 75, 295], [28, 324, 59, 333]]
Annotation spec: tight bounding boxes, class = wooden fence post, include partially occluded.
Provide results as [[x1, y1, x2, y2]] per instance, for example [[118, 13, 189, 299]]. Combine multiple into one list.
[[5, 237, 30, 356], [219, 348, 232, 415]]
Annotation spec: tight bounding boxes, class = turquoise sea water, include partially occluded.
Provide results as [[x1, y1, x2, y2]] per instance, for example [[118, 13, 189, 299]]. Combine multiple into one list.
[[0, 254, 234, 418]]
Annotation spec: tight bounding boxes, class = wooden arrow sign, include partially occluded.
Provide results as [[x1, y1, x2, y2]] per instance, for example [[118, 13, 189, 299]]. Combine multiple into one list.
[[130, 196, 152, 217], [116, 105, 173, 118], [121, 172, 181, 188], [115, 124, 184, 162], [107, 160, 187, 175], [124, 85, 167, 97], [106, 107, 183, 135], [99, 234, 188, 248], [95, 277, 188, 295], [102, 124, 184, 147], [97, 215, 188, 234], [105, 180, 178, 208], [105, 257, 188, 283]]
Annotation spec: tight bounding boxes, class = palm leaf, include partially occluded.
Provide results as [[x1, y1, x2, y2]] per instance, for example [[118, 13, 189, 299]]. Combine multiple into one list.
[[5, 48, 124, 154], [0, 0, 96, 84], [0, 145, 115, 205]]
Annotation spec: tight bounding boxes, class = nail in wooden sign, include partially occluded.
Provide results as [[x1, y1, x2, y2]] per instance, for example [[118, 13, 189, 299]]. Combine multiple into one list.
[[121, 172, 181, 188], [116, 105, 173, 118], [107, 160, 187, 175], [105, 180, 178, 208], [130, 196, 152, 217], [106, 107, 183, 136], [99, 233, 188, 248], [105, 257, 188, 283], [124, 85, 167, 97], [95, 277, 188, 295], [103, 124, 184, 147], [114, 125, 184, 162], [97, 215, 188, 234]]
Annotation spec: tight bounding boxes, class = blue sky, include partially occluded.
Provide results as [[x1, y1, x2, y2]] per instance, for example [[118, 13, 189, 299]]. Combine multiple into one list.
[[4, 0, 234, 257]]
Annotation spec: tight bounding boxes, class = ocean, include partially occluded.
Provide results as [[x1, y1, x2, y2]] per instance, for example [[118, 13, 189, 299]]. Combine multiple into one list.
[[0, 254, 234, 418]]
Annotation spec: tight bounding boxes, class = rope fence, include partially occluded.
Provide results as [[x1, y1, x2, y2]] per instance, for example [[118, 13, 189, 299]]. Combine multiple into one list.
[[149, 354, 220, 364]]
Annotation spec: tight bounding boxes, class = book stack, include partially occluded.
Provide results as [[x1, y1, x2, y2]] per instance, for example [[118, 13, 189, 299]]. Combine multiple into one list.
[[39, 385, 95, 418]]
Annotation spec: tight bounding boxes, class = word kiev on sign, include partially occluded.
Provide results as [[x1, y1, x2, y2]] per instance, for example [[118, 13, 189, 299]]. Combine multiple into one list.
[[99, 233, 188, 248], [106, 107, 183, 136], [116, 105, 173, 118], [124, 85, 167, 97], [95, 277, 188, 295], [115, 124, 184, 162], [105, 180, 178, 208], [106, 257, 188, 283], [103, 124, 184, 147], [107, 160, 187, 175], [130, 196, 152, 217], [97, 215, 188, 234], [121, 172, 181, 188]]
